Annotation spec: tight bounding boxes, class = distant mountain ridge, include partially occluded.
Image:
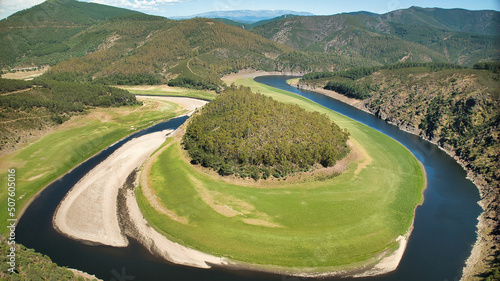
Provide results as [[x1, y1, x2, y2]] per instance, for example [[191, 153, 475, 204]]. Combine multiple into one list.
[[172, 10, 314, 23], [251, 6, 500, 66]]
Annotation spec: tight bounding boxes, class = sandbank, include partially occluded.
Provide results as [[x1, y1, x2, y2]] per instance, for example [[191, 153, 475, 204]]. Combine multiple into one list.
[[53, 97, 207, 247]]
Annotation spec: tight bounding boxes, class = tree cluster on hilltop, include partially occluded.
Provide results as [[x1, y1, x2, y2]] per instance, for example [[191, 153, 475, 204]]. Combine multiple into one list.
[[183, 85, 350, 180]]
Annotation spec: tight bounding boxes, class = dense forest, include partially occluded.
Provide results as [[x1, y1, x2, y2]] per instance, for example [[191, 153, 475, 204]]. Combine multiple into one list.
[[0, 78, 140, 150], [0, 78, 139, 115], [0, 0, 144, 68], [183, 85, 350, 180]]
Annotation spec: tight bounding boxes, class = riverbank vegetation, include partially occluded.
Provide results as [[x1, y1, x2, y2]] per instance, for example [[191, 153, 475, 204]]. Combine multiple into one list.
[[141, 77, 425, 272], [0, 236, 97, 280], [302, 62, 467, 100], [183, 85, 350, 179]]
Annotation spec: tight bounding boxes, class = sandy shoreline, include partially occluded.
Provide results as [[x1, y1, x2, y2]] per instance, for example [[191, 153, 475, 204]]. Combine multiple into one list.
[[119, 156, 230, 269], [52, 96, 229, 269], [53, 127, 174, 246], [52, 97, 207, 247]]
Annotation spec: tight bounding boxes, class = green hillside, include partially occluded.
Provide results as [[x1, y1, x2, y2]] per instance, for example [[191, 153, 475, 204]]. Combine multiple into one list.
[[0, 0, 143, 68], [376, 6, 499, 35], [42, 16, 376, 88], [0, 78, 140, 150], [251, 8, 500, 66]]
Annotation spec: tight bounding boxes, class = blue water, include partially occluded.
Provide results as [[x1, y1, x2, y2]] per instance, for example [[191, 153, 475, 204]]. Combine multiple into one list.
[[16, 77, 482, 281]]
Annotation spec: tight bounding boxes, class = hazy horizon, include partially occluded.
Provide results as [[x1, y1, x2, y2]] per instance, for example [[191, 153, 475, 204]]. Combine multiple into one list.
[[1, 0, 499, 20]]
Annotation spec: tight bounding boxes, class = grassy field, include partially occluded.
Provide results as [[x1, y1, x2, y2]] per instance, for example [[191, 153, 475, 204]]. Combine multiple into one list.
[[117, 85, 218, 101], [0, 97, 184, 235], [139, 77, 426, 272]]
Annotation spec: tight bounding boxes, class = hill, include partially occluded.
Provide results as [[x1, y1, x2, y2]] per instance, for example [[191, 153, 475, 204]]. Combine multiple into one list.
[[41, 16, 375, 89], [0, 0, 143, 69], [251, 7, 500, 66], [171, 10, 314, 23], [1, 0, 405, 85], [0, 236, 98, 280], [183, 85, 350, 179], [42, 17, 293, 88]]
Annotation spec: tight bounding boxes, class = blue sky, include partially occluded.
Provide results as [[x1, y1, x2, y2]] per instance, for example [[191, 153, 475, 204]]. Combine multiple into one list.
[[1, 0, 499, 19]]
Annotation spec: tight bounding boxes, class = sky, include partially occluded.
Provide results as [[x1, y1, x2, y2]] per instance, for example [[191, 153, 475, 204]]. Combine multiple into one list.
[[1, 0, 499, 20]]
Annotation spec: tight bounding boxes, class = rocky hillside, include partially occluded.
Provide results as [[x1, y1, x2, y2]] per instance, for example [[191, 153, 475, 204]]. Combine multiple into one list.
[[298, 63, 500, 278], [251, 7, 500, 66]]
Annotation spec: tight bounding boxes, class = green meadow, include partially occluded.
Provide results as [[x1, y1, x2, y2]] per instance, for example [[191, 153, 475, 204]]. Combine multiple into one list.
[[0, 98, 182, 234], [139, 78, 425, 272]]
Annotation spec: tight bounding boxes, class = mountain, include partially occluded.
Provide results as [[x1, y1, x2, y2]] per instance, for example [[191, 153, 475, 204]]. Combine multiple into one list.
[[251, 7, 500, 66], [213, 14, 300, 30], [172, 10, 314, 23], [376, 6, 499, 35], [43, 17, 295, 88], [43, 15, 374, 88], [3, 2, 498, 87], [342, 11, 379, 17], [2, 1, 373, 86], [0, 0, 143, 69]]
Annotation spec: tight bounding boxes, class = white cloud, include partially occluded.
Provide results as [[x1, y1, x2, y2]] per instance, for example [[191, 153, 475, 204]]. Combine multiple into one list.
[[0, 0, 45, 19], [89, 0, 183, 11]]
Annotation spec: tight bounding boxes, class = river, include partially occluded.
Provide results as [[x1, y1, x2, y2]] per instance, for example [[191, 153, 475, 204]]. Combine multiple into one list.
[[17, 76, 481, 281]]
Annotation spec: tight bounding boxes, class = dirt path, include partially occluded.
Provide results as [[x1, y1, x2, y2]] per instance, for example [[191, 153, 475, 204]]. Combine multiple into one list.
[[186, 57, 203, 78], [135, 95, 206, 115]]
